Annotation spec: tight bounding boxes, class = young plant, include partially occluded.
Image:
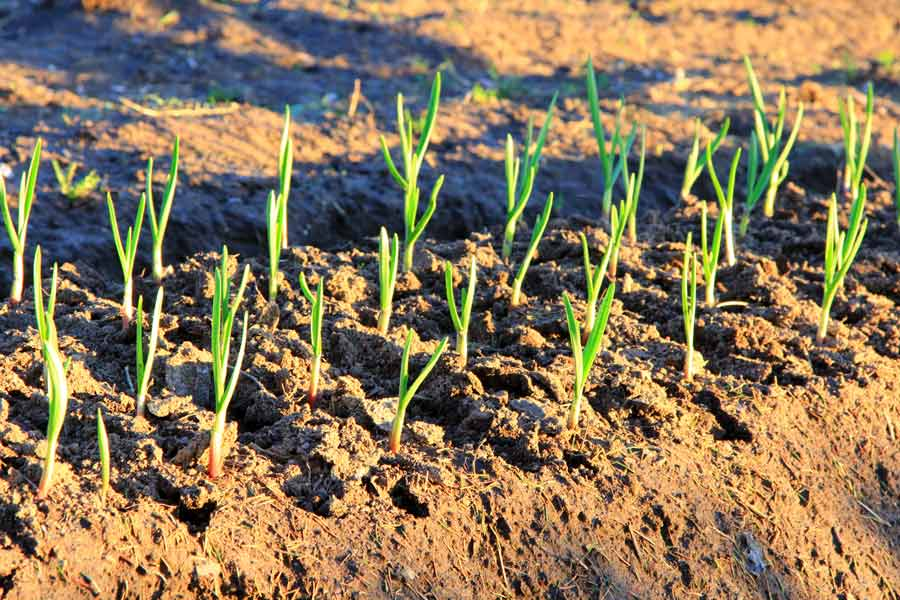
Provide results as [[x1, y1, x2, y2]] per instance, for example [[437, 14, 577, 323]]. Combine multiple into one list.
[[562, 284, 615, 430], [1, 139, 42, 305], [444, 257, 477, 365], [586, 56, 636, 216], [502, 93, 557, 261], [606, 201, 627, 281], [51, 159, 100, 203], [145, 137, 179, 282], [96, 408, 110, 502], [298, 272, 325, 407], [379, 73, 444, 272], [706, 145, 742, 265], [744, 56, 805, 218], [838, 82, 873, 200], [208, 247, 251, 479], [699, 202, 725, 307], [265, 190, 285, 301], [894, 127, 900, 226], [107, 191, 146, 330], [818, 189, 868, 342], [33, 246, 68, 499], [511, 192, 553, 307], [389, 332, 448, 453], [581, 203, 625, 342], [622, 126, 646, 244], [681, 233, 698, 382], [277, 106, 293, 249], [134, 287, 164, 418], [377, 227, 400, 334], [681, 117, 730, 200]]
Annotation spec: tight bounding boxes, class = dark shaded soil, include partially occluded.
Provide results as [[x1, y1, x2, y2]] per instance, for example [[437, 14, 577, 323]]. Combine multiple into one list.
[[1, 1, 900, 599]]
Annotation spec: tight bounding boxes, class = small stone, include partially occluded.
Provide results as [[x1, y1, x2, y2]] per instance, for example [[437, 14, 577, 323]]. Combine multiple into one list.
[[146, 392, 193, 418], [408, 421, 443, 447], [193, 559, 221, 580], [510, 398, 545, 420]]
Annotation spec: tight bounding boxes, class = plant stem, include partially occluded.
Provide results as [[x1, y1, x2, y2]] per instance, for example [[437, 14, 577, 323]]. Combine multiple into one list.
[[501, 222, 516, 263], [762, 174, 778, 217], [511, 282, 522, 307], [602, 186, 613, 218], [208, 411, 226, 479], [567, 387, 582, 430], [402, 244, 414, 273], [377, 306, 391, 335], [724, 210, 736, 266], [582, 301, 596, 345], [9, 252, 23, 305], [388, 412, 404, 454], [456, 332, 467, 365], [121, 280, 133, 330], [36, 442, 58, 499], [705, 279, 716, 308], [308, 354, 321, 407], [738, 213, 750, 237], [817, 295, 834, 343], [152, 246, 165, 283], [684, 347, 693, 382]]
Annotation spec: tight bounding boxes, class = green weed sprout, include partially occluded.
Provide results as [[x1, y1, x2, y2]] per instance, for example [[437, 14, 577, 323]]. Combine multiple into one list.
[[51, 159, 100, 203], [818, 189, 868, 342], [743, 56, 804, 218], [502, 93, 557, 261], [298, 273, 325, 407], [681, 233, 698, 382], [622, 126, 646, 244], [277, 106, 293, 249], [838, 82, 873, 201], [145, 137, 179, 282], [894, 127, 899, 226], [33, 246, 68, 499], [107, 191, 146, 330], [706, 145, 742, 266], [511, 192, 553, 307], [208, 247, 250, 479], [377, 227, 400, 334], [134, 287, 163, 418], [380, 73, 444, 272], [699, 202, 724, 307], [681, 117, 730, 200], [444, 257, 476, 365], [389, 332, 448, 453], [581, 204, 625, 342], [586, 56, 635, 217], [96, 408, 110, 502], [562, 284, 615, 430], [265, 190, 286, 301], [1, 139, 41, 305]]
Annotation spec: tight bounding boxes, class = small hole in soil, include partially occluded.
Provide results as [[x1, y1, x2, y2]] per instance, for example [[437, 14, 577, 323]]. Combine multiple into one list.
[[175, 500, 217, 533], [389, 481, 429, 518]]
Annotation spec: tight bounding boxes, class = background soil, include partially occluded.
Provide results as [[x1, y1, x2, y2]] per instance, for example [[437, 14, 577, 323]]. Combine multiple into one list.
[[1, 0, 899, 598]]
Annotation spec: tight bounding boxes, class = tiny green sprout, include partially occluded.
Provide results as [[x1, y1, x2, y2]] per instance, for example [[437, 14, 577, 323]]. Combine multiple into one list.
[[739, 129, 783, 237], [107, 191, 146, 330], [96, 408, 110, 502], [389, 332, 448, 453], [33, 246, 68, 499], [444, 257, 477, 366], [818, 189, 868, 343], [681, 117, 730, 200], [145, 137, 179, 282], [208, 246, 250, 479], [838, 82, 874, 201], [379, 72, 444, 272], [377, 227, 400, 334], [511, 192, 554, 307], [681, 233, 698, 382], [134, 287, 163, 419], [893, 127, 899, 226], [562, 284, 615, 431], [586, 56, 635, 217], [622, 126, 646, 244], [502, 93, 557, 261], [706, 145, 742, 265], [743, 56, 804, 218], [607, 201, 627, 281], [699, 202, 725, 307], [51, 159, 100, 203], [265, 190, 286, 302], [298, 272, 325, 407], [277, 106, 294, 249], [581, 203, 625, 342], [1, 139, 41, 305]]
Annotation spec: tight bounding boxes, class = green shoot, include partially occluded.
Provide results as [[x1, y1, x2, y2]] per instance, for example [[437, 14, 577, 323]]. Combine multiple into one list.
[[208, 246, 250, 479], [622, 126, 646, 244], [681, 233, 698, 382], [607, 201, 627, 281], [377, 227, 400, 334], [107, 191, 146, 330], [51, 159, 100, 203], [389, 332, 448, 453], [265, 190, 286, 302], [699, 202, 724, 307], [33, 246, 68, 499], [818, 189, 868, 342], [894, 127, 899, 226], [511, 192, 553, 307], [96, 408, 110, 502], [743, 55, 804, 218], [502, 93, 557, 261], [444, 257, 477, 366], [706, 145, 742, 265], [1, 139, 41, 305], [562, 284, 615, 430], [135, 287, 163, 419], [379, 73, 444, 272], [580, 202, 625, 342], [681, 118, 730, 200], [277, 106, 293, 249], [838, 82, 873, 200], [298, 272, 325, 407], [145, 137, 179, 282]]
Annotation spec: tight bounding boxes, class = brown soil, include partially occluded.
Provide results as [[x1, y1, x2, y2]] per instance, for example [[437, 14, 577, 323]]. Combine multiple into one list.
[[1, 1, 899, 599]]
